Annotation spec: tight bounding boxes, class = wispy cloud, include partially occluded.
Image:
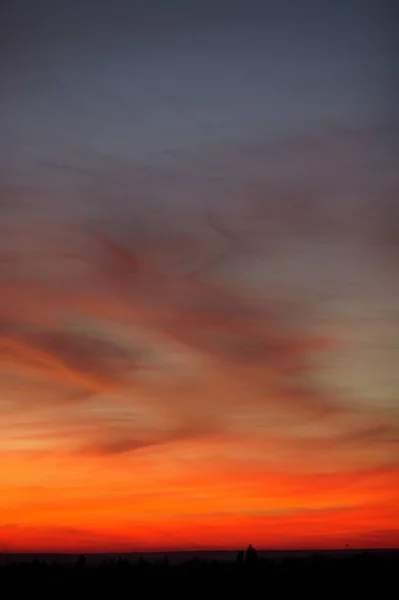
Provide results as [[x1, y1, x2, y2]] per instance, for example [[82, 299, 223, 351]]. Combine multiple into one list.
[[0, 1, 398, 549]]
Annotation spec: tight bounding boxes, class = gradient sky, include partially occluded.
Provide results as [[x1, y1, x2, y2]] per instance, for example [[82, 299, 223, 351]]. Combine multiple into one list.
[[0, 0, 398, 552]]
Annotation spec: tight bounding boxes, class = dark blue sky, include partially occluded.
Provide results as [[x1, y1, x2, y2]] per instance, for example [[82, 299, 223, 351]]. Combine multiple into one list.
[[1, 1, 397, 212], [2, 1, 397, 154]]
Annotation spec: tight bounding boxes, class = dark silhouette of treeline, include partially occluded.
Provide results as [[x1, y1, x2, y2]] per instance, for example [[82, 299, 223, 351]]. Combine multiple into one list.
[[0, 545, 397, 598]]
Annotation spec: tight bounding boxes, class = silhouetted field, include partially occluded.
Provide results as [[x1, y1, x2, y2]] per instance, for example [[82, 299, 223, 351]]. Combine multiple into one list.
[[0, 547, 397, 598]]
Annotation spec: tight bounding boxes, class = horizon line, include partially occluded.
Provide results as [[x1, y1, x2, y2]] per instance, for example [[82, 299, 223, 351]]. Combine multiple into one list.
[[2, 547, 398, 555]]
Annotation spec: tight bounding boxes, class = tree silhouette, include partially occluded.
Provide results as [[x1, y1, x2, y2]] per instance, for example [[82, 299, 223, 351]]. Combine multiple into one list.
[[245, 544, 259, 566], [237, 549, 245, 563]]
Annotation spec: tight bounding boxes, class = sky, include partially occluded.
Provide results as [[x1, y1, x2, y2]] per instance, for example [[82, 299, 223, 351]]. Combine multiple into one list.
[[0, 0, 398, 552]]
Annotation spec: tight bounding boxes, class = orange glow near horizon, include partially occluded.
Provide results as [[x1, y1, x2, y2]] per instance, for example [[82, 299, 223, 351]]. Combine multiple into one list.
[[1, 218, 398, 552], [1, 427, 399, 552]]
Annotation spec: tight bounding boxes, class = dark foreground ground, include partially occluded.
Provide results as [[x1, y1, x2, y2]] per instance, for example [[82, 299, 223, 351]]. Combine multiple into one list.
[[0, 549, 397, 598]]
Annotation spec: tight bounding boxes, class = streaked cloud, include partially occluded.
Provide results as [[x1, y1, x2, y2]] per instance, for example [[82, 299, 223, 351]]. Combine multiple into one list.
[[0, 0, 398, 551]]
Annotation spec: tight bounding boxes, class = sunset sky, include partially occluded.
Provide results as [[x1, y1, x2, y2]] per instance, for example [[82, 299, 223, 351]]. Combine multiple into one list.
[[0, 0, 398, 552]]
